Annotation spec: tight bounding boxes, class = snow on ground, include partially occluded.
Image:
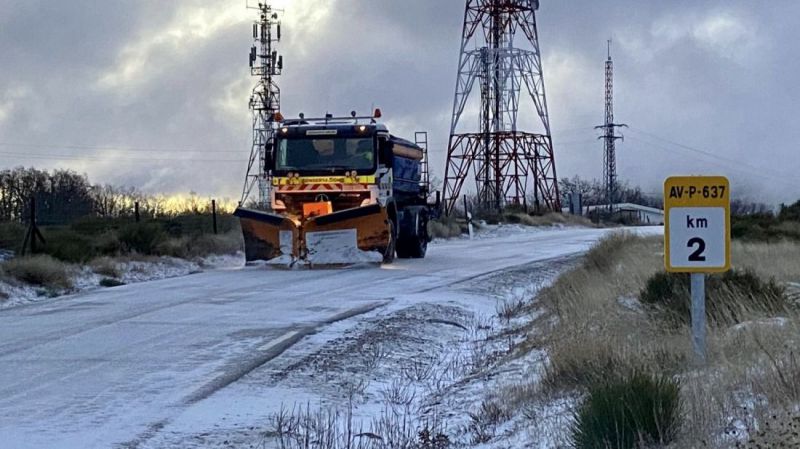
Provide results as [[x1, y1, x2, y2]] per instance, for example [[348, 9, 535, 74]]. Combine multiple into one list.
[[0, 252, 246, 310], [0, 225, 662, 449], [134, 257, 579, 449], [133, 227, 662, 449]]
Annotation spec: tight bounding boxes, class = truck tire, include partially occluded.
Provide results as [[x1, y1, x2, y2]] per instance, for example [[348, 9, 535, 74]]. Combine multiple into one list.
[[382, 221, 396, 264], [397, 234, 427, 259]]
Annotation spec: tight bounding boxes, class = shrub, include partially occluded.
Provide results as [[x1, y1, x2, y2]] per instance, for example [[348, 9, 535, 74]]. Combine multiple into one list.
[[640, 269, 788, 326], [69, 216, 126, 235], [732, 211, 800, 242], [0, 222, 26, 251], [99, 278, 125, 287], [187, 232, 242, 256], [38, 229, 97, 263], [154, 236, 190, 259], [779, 200, 800, 222], [90, 257, 121, 278], [0, 255, 72, 290], [429, 217, 463, 239], [92, 231, 124, 256], [118, 222, 166, 255], [582, 232, 640, 272], [155, 232, 242, 258], [571, 371, 681, 449]]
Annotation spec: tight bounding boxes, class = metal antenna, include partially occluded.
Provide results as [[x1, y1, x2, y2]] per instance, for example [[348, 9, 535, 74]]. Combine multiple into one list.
[[442, 0, 560, 215], [595, 39, 627, 212], [241, 1, 283, 209]]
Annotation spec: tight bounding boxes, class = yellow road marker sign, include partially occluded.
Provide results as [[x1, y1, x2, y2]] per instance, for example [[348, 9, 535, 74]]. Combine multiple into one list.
[[664, 176, 731, 273]]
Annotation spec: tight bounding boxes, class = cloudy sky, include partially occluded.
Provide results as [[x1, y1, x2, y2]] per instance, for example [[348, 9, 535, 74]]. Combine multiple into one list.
[[1, 0, 798, 204]]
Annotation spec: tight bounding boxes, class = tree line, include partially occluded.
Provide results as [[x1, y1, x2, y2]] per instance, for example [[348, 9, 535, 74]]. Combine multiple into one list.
[[558, 176, 662, 209], [0, 167, 235, 225]]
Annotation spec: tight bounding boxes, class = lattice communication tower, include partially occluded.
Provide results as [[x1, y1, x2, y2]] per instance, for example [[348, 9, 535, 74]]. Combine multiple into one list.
[[442, 0, 560, 215], [595, 40, 626, 209], [241, 1, 283, 209]]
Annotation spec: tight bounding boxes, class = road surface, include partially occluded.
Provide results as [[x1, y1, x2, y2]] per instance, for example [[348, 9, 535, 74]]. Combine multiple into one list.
[[0, 227, 632, 448]]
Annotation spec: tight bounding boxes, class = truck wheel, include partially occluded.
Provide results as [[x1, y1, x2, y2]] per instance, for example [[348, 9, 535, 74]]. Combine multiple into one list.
[[382, 221, 396, 264], [397, 235, 427, 259]]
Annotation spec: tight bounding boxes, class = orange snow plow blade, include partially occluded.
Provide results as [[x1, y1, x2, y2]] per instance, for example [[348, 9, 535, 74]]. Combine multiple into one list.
[[234, 208, 299, 263], [303, 204, 390, 266], [235, 205, 390, 266]]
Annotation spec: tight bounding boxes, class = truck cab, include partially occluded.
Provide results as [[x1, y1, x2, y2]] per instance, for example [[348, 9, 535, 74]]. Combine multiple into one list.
[[235, 111, 434, 266]]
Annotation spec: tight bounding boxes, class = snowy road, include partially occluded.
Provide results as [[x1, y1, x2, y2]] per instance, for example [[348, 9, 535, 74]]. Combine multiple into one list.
[[0, 227, 642, 448]]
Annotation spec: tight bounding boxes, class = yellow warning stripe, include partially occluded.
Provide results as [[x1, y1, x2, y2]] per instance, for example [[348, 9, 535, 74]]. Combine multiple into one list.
[[273, 176, 376, 186]]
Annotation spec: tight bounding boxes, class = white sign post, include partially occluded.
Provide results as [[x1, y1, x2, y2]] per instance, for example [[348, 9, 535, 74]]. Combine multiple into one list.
[[664, 176, 731, 365]]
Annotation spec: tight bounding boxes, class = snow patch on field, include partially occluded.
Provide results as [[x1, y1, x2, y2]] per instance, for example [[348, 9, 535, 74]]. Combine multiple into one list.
[[0, 252, 245, 310]]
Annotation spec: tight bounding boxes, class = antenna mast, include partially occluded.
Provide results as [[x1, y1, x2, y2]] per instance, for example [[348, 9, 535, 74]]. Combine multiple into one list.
[[442, 0, 560, 215], [595, 39, 626, 211], [241, 1, 283, 209]]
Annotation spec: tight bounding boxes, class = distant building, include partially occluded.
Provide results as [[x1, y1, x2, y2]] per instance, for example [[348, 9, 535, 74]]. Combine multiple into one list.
[[564, 203, 665, 225]]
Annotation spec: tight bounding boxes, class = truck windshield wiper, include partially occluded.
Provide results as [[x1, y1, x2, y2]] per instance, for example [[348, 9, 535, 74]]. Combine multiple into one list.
[[305, 165, 354, 172]]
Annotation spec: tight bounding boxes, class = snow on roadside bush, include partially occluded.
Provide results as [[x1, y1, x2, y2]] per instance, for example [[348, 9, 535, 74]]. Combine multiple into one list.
[[0, 252, 244, 309]]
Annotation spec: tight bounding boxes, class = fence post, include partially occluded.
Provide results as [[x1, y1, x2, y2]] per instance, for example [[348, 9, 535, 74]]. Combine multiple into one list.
[[212, 200, 218, 235], [21, 197, 45, 256], [463, 196, 473, 240], [134, 202, 140, 223]]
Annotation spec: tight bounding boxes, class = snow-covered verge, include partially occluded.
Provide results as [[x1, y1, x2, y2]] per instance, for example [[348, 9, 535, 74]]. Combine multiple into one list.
[[133, 252, 613, 449], [0, 252, 245, 310], [433, 219, 616, 244], [518, 234, 800, 448], [112, 227, 665, 449]]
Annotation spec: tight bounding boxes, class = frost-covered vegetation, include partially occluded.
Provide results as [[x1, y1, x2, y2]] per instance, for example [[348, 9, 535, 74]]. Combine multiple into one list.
[[0, 167, 244, 306], [519, 233, 800, 447]]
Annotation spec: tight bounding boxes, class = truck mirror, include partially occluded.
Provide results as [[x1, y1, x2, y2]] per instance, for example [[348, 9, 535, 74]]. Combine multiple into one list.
[[264, 142, 274, 170], [379, 140, 394, 168]]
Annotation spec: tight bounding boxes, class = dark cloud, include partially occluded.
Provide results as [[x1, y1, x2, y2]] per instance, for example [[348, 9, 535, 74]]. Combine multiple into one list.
[[1, 0, 798, 203]]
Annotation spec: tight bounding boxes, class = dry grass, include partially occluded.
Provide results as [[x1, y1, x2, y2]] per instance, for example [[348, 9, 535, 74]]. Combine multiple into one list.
[[733, 240, 800, 283], [0, 255, 73, 290], [515, 233, 800, 448], [428, 217, 463, 239], [90, 256, 121, 278], [505, 211, 596, 228], [155, 231, 243, 259]]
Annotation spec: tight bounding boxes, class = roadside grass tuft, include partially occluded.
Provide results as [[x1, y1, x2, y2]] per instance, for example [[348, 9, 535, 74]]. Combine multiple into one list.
[[570, 371, 681, 449], [428, 217, 463, 239], [0, 255, 73, 290], [266, 401, 451, 449], [467, 400, 511, 444], [90, 256, 121, 278], [640, 269, 789, 326]]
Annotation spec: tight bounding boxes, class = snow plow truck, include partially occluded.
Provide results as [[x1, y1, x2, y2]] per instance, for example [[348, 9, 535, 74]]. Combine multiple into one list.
[[234, 110, 438, 266]]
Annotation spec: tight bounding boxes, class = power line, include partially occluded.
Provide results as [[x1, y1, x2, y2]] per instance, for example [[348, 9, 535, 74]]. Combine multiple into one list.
[[0, 142, 240, 154], [626, 127, 800, 182], [626, 135, 800, 188], [0, 151, 246, 163]]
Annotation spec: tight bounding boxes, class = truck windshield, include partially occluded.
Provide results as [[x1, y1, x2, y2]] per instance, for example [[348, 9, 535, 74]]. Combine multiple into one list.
[[275, 137, 375, 172]]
